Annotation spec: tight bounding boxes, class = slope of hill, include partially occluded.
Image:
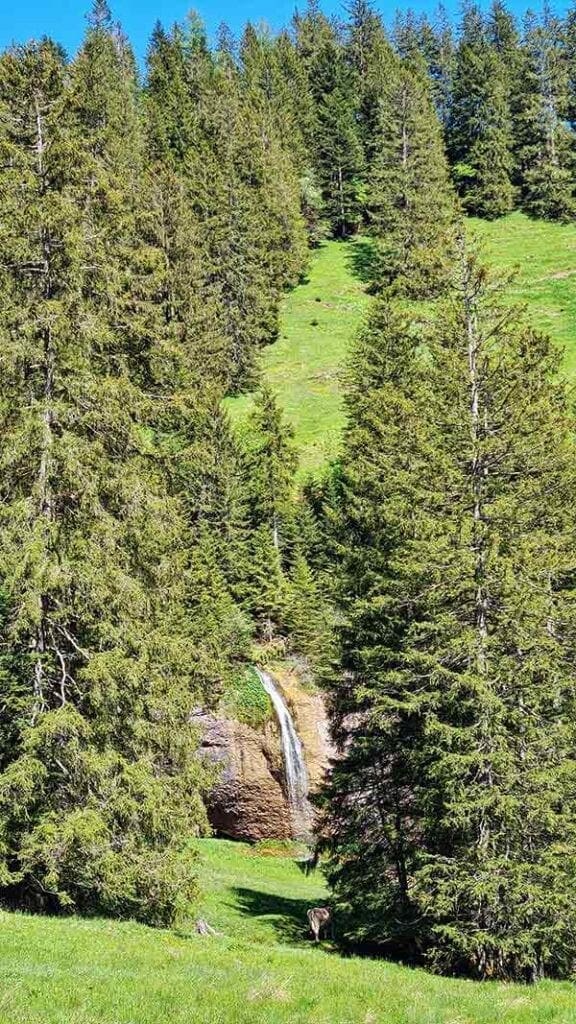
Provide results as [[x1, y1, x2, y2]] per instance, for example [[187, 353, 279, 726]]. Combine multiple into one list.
[[1, 839, 576, 1023], [226, 239, 370, 476], [228, 214, 576, 473]]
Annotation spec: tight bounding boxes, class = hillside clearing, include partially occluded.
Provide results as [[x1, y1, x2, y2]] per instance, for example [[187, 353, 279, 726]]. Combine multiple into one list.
[[226, 239, 370, 476], [228, 214, 576, 473], [0, 839, 575, 1023]]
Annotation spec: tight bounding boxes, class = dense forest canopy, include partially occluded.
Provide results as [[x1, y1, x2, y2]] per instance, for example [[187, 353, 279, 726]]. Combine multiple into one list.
[[2, 0, 576, 984]]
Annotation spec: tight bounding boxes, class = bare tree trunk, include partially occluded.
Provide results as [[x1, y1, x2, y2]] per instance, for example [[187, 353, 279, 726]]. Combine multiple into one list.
[[463, 255, 494, 860], [464, 259, 488, 673], [337, 165, 346, 238], [32, 92, 55, 722]]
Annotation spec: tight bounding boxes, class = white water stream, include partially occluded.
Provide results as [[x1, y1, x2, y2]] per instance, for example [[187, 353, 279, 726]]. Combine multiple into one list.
[[255, 668, 311, 831]]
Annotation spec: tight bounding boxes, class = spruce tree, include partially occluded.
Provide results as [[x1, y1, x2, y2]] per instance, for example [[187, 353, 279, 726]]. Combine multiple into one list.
[[417, 8, 455, 131], [367, 55, 457, 297], [323, 251, 576, 979], [513, 10, 576, 220], [296, 6, 364, 237], [345, 0, 395, 165], [565, 1, 576, 129], [240, 388, 298, 637], [447, 3, 515, 217], [146, 15, 307, 394], [0, 18, 211, 925]]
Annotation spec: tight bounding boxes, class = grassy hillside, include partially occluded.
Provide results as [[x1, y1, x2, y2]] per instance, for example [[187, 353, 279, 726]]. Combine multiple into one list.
[[470, 212, 576, 374], [227, 239, 370, 476], [2, 839, 576, 1023], [228, 213, 576, 473]]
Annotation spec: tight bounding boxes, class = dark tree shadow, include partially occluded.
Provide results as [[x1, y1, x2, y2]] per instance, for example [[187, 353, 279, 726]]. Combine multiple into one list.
[[345, 236, 380, 287], [231, 886, 320, 945]]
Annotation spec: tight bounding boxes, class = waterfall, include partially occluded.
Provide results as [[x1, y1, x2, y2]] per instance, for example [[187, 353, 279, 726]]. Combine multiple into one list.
[[255, 668, 311, 832]]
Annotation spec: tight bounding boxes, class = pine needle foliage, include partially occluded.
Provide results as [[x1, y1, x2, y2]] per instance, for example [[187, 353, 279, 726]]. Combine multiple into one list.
[[367, 56, 458, 297], [323, 247, 576, 980], [0, 24, 211, 927]]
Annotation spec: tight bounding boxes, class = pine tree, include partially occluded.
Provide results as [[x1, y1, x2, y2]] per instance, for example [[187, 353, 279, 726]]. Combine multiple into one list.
[[240, 388, 299, 637], [419, 8, 455, 131], [513, 10, 576, 220], [0, 18, 211, 925], [345, 0, 395, 163], [146, 15, 308, 394], [447, 3, 515, 217], [296, 5, 364, 237], [565, 1, 576, 129], [242, 387, 298, 555], [322, 251, 576, 979], [283, 551, 333, 669], [273, 30, 326, 245], [367, 55, 457, 297]]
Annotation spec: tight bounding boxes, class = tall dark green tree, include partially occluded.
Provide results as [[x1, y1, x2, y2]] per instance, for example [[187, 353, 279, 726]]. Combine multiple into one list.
[[146, 15, 307, 393], [295, 6, 364, 237], [345, 0, 395, 164], [418, 7, 455, 130], [447, 3, 515, 217], [0, 18, 213, 925], [239, 388, 299, 637], [367, 56, 457, 297], [513, 9, 575, 220], [323, 251, 576, 979]]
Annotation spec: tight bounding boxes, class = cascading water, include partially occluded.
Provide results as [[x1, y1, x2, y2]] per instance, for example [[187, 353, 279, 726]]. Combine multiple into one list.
[[255, 667, 311, 833]]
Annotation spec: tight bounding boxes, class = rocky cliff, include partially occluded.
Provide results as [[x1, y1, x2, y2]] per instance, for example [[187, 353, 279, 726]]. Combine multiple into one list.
[[195, 666, 333, 842]]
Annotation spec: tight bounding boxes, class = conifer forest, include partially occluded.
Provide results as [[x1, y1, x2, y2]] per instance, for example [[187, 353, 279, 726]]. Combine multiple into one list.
[[7, 0, 576, 1013]]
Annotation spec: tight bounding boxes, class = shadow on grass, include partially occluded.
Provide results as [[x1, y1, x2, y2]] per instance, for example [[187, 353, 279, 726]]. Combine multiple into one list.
[[345, 236, 379, 287], [231, 886, 320, 945]]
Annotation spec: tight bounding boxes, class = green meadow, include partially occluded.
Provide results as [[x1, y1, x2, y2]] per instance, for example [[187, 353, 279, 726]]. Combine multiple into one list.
[[229, 212, 576, 473], [1, 839, 575, 1024]]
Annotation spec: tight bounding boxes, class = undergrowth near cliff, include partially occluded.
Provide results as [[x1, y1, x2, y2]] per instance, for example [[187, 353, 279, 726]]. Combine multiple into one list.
[[222, 667, 273, 729]]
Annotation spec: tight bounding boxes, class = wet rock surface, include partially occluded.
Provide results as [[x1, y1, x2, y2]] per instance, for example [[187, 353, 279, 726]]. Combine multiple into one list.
[[195, 667, 334, 842]]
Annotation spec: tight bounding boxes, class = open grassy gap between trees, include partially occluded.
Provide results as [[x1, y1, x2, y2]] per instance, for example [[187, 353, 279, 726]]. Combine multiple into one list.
[[1, 840, 575, 1024], [228, 213, 576, 473]]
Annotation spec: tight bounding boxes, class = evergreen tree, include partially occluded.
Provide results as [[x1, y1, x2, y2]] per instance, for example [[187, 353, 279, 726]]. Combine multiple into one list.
[[419, 7, 455, 130], [243, 387, 298, 555], [283, 550, 333, 669], [513, 10, 575, 220], [367, 56, 457, 297], [345, 0, 395, 164], [323, 252, 576, 979], [146, 16, 307, 393], [296, 4, 364, 237], [394, 8, 457, 132], [273, 30, 327, 244], [240, 388, 298, 636], [564, 1, 576, 128], [447, 3, 515, 217], [0, 25, 213, 924]]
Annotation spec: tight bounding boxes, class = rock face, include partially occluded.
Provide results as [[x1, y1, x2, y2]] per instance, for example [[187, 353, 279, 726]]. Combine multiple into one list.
[[196, 667, 334, 842]]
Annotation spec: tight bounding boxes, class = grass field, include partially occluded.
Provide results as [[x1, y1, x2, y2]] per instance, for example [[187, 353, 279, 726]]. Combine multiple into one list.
[[470, 212, 576, 376], [227, 239, 370, 476], [2, 839, 576, 1023], [228, 213, 576, 473]]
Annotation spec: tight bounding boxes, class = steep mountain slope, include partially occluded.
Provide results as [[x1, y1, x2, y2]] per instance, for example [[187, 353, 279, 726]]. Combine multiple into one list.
[[227, 239, 371, 475]]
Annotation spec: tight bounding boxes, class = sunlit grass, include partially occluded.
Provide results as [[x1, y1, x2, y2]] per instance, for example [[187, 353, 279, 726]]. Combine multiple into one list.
[[228, 214, 576, 475], [2, 839, 575, 1023]]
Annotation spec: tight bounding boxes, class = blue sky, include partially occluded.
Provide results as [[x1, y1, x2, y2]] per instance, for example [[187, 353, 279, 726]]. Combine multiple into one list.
[[0, 0, 568, 63]]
